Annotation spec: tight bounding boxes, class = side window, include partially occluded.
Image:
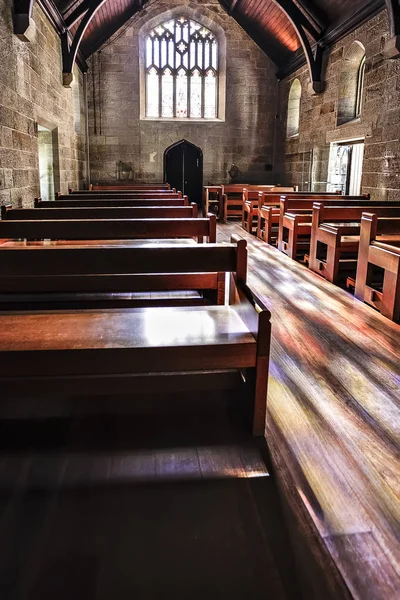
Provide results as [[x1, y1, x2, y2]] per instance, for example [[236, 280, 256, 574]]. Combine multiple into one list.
[[337, 41, 366, 126], [287, 79, 301, 138]]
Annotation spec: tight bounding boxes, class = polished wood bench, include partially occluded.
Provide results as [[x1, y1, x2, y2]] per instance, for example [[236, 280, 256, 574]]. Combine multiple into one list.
[[36, 197, 189, 208], [354, 213, 400, 321], [0, 215, 216, 244], [0, 238, 242, 310], [0, 239, 271, 436], [1, 203, 198, 221], [243, 188, 295, 234], [308, 204, 400, 283], [256, 191, 341, 244], [277, 195, 372, 259], [90, 183, 170, 190]]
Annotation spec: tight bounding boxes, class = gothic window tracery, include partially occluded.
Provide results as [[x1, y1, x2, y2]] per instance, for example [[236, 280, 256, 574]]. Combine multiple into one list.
[[145, 17, 218, 119]]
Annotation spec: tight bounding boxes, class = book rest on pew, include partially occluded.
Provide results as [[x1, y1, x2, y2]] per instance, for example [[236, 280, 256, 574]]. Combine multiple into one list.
[[354, 213, 400, 321], [0, 238, 271, 436]]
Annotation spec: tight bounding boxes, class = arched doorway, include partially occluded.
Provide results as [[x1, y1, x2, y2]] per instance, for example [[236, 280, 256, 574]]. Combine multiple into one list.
[[164, 140, 203, 205]]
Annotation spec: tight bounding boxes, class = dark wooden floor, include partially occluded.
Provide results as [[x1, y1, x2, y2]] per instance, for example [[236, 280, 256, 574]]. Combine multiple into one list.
[[0, 400, 300, 600], [218, 223, 400, 600]]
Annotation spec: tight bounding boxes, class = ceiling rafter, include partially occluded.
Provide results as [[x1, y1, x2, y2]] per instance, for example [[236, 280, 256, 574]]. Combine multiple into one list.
[[62, 0, 108, 85], [271, 0, 325, 92], [64, 0, 91, 27], [383, 0, 400, 56], [12, 0, 36, 41], [292, 0, 326, 32]]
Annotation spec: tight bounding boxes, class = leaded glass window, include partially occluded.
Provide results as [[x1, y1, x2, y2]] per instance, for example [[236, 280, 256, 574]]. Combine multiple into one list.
[[145, 17, 218, 119]]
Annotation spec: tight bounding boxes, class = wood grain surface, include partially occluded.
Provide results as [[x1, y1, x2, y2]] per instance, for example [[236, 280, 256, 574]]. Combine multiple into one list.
[[218, 222, 400, 600]]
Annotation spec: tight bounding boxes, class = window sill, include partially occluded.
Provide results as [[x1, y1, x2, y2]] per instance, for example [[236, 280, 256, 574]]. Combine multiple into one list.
[[286, 134, 299, 140], [141, 117, 225, 123], [336, 117, 361, 127]]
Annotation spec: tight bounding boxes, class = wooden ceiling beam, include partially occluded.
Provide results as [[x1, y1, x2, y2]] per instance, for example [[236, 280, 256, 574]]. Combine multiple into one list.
[[273, 0, 320, 40], [272, 0, 324, 92], [64, 0, 91, 28], [12, 0, 36, 41], [383, 0, 400, 57], [62, 0, 108, 85], [81, 0, 147, 57], [292, 0, 326, 33]]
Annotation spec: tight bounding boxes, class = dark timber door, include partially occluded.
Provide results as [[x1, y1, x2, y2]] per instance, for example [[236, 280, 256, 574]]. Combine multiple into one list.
[[164, 140, 203, 205]]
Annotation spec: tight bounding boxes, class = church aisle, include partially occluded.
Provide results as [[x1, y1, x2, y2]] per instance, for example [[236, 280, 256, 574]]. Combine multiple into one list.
[[218, 222, 400, 599], [0, 409, 300, 600]]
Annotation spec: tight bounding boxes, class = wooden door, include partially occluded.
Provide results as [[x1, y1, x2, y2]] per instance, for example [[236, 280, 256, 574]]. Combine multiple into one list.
[[164, 140, 203, 205]]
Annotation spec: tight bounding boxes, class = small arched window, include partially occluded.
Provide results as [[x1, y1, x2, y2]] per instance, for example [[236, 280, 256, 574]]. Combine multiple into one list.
[[337, 41, 366, 126], [287, 79, 301, 138], [145, 17, 218, 119]]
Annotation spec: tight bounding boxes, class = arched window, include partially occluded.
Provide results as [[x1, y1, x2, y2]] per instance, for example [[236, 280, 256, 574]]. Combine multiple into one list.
[[337, 41, 366, 126], [287, 79, 301, 137], [145, 17, 218, 119]]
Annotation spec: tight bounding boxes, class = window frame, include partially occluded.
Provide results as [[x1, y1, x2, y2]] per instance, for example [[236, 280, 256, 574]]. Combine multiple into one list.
[[355, 55, 366, 119], [139, 8, 226, 122], [286, 78, 301, 139]]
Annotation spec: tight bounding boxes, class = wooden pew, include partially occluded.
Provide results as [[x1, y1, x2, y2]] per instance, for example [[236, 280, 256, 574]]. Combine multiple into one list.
[[277, 195, 372, 260], [222, 184, 277, 221], [0, 230, 234, 310], [1, 203, 198, 221], [90, 183, 170, 190], [57, 191, 182, 200], [256, 191, 342, 243], [71, 187, 173, 194], [308, 204, 400, 283], [0, 239, 271, 436], [242, 188, 295, 234], [203, 185, 223, 219], [354, 213, 400, 320], [0, 215, 216, 244], [35, 198, 189, 208]]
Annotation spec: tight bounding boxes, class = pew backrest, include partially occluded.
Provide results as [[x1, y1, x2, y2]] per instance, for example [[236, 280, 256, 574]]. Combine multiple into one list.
[[57, 191, 182, 200], [1, 204, 198, 220], [90, 183, 170, 191], [313, 203, 400, 228], [0, 241, 247, 295], [0, 215, 216, 243], [35, 198, 189, 208]]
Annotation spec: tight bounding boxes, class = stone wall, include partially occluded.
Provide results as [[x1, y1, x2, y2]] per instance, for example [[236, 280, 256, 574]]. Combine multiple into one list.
[[87, 0, 277, 185], [0, 0, 87, 208], [277, 9, 400, 200]]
